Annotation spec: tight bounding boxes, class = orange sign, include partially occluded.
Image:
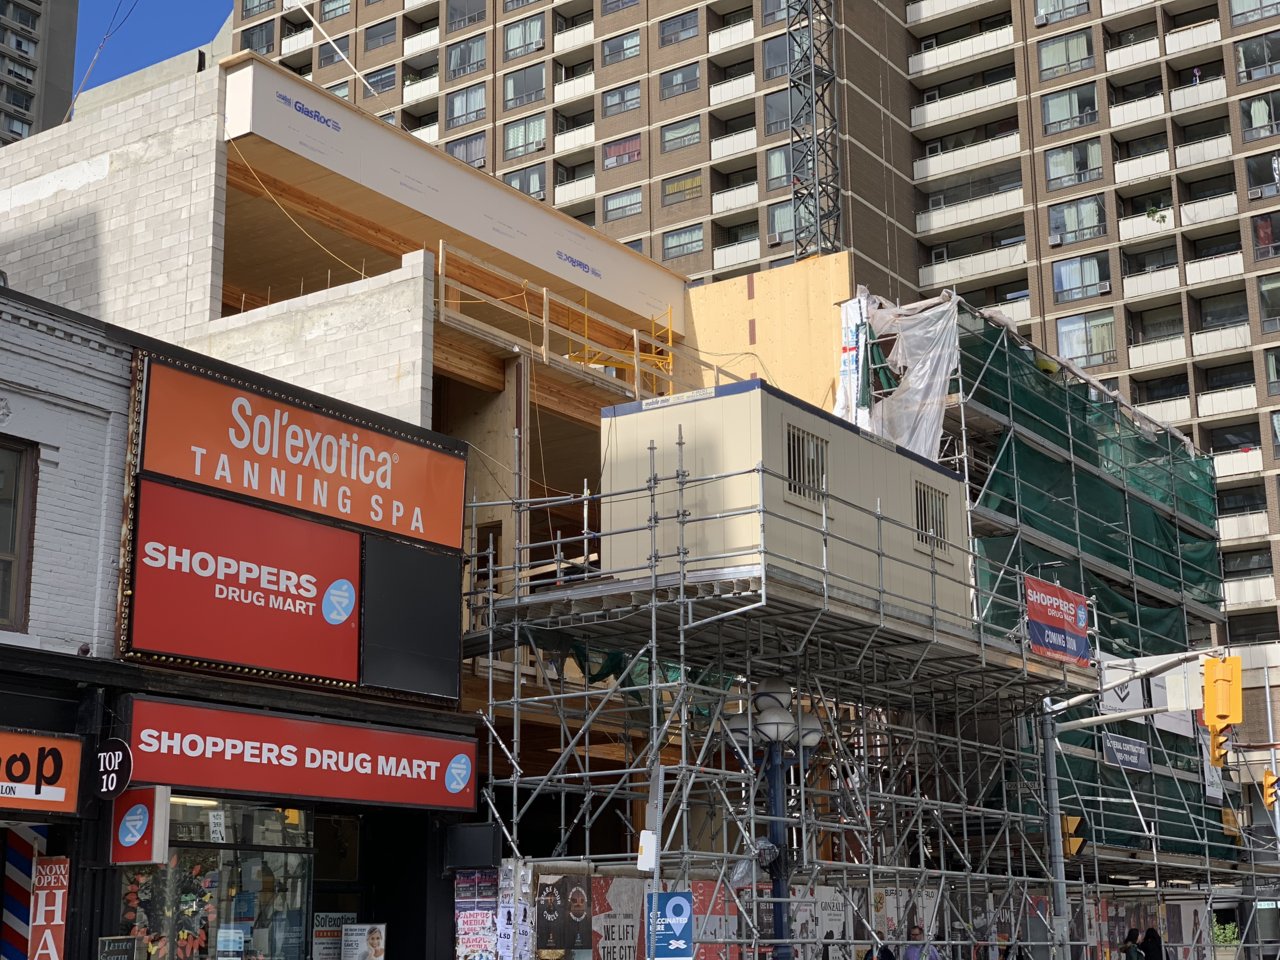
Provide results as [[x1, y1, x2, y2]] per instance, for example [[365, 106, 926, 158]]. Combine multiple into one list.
[[140, 362, 465, 549], [0, 730, 82, 815]]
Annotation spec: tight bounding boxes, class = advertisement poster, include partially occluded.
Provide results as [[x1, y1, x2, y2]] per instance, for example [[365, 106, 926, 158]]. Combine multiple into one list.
[[691, 880, 738, 960], [499, 861, 534, 960], [313, 912, 357, 960], [0, 730, 82, 815], [457, 869, 501, 960], [872, 888, 940, 940], [537, 875, 567, 953], [591, 877, 646, 960], [341, 923, 387, 960], [647, 892, 695, 960], [29, 857, 71, 960], [1101, 732, 1151, 772], [565, 875, 593, 954], [1024, 576, 1091, 667]]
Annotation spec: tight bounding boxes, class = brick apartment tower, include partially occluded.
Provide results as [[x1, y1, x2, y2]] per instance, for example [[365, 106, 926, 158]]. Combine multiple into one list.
[[0, 0, 78, 144]]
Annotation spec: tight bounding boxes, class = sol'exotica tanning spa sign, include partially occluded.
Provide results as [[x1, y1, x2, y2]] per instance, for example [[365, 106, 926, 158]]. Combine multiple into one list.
[[140, 362, 465, 549]]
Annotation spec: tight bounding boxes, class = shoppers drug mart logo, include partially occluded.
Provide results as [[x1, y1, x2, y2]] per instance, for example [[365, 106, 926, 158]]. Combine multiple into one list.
[[446, 754, 472, 793], [323, 579, 356, 625], [118, 803, 149, 847]]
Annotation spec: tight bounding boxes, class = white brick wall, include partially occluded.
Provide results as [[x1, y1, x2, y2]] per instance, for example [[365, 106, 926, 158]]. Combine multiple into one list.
[[0, 297, 133, 657]]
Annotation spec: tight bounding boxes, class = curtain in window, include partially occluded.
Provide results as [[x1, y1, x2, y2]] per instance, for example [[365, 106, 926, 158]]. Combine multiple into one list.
[[663, 117, 700, 148], [603, 136, 640, 168], [503, 65, 543, 105], [1039, 31, 1089, 74], [663, 173, 701, 202], [663, 226, 703, 256], [448, 85, 485, 124], [1053, 256, 1101, 294], [504, 116, 545, 155], [505, 16, 543, 54], [766, 148, 790, 185], [768, 203, 794, 238], [449, 38, 483, 75], [604, 190, 641, 219]]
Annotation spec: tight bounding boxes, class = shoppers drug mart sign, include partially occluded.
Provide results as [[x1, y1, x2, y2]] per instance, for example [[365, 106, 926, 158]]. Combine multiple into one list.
[[140, 361, 465, 549], [1024, 575, 1092, 667], [129, 480, 361, 680], [127, 699, 477, 810]]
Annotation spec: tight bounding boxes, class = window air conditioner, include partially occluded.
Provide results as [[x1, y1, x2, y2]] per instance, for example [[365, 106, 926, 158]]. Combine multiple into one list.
[[535, 38, 545, 49], [535, 139, 546, 150], [768, 233, 783, 246], [1097, 280, 1111, 293], [532, 189, 546, 200], [928, 194, 946, 210], [1048, 233, 1062, 246], [1034, 13, 1048, 26], [920, 38, 936, 51], [925, 140, 942, 156], [1249, 187, 1265, 200], [931, 248, 948, 264], [923, 89, 940, 103], [472, 157, 486, 168]]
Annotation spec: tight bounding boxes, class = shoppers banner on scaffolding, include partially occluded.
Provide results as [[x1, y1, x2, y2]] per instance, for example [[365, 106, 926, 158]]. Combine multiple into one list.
[[592, 877, 646, 960], [833, 295, 872, 430], [1024, 576, 1092, 667]]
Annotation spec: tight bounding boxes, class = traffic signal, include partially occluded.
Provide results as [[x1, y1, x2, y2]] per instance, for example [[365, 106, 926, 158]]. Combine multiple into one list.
[[1203, 656, 1243, 726], [1061, 815, 1086, 858], [1209, 726, 1230, 769], [1264, 770, 1278, 811]]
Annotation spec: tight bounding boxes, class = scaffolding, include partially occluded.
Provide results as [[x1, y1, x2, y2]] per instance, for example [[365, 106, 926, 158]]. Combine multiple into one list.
[[467, 312, 1279, 960]]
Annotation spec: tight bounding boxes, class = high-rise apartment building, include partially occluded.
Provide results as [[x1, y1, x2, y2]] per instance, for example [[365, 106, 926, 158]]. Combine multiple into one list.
[[0, 0, 78, 144]]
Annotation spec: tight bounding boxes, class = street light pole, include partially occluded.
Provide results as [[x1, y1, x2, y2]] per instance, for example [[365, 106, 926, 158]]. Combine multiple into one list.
[[765, 738, 794, 960], [1040, 701, 1070, 960]]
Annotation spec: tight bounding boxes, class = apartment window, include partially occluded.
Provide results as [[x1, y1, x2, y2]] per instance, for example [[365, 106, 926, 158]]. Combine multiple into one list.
[[1233, 0, 1280, 25], [766, 144, 808, 189], [1272, 412, 1280, 453], [365, 19, 397, 51], [1123, 245, 1177, 277], [447, 82, 486, 127], [624, 238, 644, 252], [318, 35, 349, 68], [5, 59, 34, 84], [660, 63, 700, 100], [0, 441, 32, 630], [320, 0, 350, 20], [662, 224, 704, 260], [504, 15, 544, 60], [1048, 194, 1105, 245], [602, 81, 640, 116], [1255, 212, 1280, 260], [1225, 549, 1273, 580], [327, 80, 351, 99], [768, 202, 794, 243], [786, 424, 827, 500], [242, 21, 275, 54], [1209, 422, 1260, 455], [1237, 30, 1280, 83], [503, 63, 544, 108], [1038, 29, 1093, 80], [662, 171, 702, 205], [761, 0, 789, 25], [363, 65, 396, 96], [504, 114, 546, 158], [1131, 304, 1182, 344], [1244, 92, 1280, 142], [2, 112, 28, 137], [602, 30, 639, 65], [446, 130, 486, 165], [504, 162, 546, 197], [4, 86, 30, 112], [1262, 273, 1280, 331], [602, 0, 638, 15], [763, 35, 791, 80], [604, 187, 642, 221], [1220, 485, 1267, 516], [4, 31, 34, 58], [1035, 0, 1088, 25], [660, 11, 698, 46], [447, 0, 486, 31], [661, 116, 701, 152], [1056, 310, 1115, 367], [914, 480, 948, 554], [1052, 252, 1110, 303], [243, 0, 274, 16], [1200, 290, 1248, 329], [1042, 83, 1097, 135], [448, 35, 486, 79], [1267, 348, 1280, 395], [1205, 362, 1254, 392], [1248, 151, 1280, 200], [764, 88, 808, 134], [603, 132, 641, 168]]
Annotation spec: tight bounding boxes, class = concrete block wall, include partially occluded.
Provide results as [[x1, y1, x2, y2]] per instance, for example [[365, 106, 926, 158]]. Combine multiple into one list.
[[0, 296, 133, 657], [189, 251, 436, 428], [0, 67, 226, 343]]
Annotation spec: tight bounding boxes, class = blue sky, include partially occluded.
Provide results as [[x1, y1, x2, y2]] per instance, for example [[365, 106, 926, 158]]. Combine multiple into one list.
[[74, 0, 233, 93]]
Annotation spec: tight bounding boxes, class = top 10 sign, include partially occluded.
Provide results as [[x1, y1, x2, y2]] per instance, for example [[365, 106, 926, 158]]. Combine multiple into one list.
[[140, 362, 466, 550]]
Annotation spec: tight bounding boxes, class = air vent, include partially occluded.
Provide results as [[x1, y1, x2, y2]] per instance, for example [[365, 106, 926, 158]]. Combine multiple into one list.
[[1248, 187, 1264, 200], [1048, 233, 1062, 247], [1034, 13, 1048, 26], [532, 190, 546, 200], [1097, 280, 1111, 293]]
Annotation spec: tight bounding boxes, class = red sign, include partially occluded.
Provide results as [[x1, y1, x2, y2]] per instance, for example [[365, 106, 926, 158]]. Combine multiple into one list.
[[0, 730, 81, 815], [1024, 575, 1092, 667], [29, 856, 70, 960], [128, 699, 477, 810], [130, 479, 361, 681], [140, 361, 465, 548], [110, 786, 171, 865]]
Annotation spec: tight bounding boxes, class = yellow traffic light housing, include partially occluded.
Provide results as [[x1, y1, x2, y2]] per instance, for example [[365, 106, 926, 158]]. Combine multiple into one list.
[[1061, 815, 1086, 858], [1209, 726, 1230, 769], [1203, 656, 1243, 726], [1264, 770, 1278, 811]]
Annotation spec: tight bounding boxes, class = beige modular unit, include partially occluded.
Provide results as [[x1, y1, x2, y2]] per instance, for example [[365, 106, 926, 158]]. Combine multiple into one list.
[[600, 381, 970, 626]]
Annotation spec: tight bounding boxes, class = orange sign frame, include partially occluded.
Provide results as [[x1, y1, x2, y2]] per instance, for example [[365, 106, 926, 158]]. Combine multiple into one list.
[[140, 362, 465, 549], [0, 730, 82, 815]]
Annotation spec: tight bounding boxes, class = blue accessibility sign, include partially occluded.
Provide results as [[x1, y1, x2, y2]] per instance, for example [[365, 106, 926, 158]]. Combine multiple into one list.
[[648, 892, 694, 960]]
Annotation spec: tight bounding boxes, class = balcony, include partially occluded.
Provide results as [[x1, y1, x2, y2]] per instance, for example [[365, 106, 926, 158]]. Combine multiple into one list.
[[406, 0, 437, 9], [402, 74, 439, 104], [999, 298, 1031, 325], [1220, 511, 1270, 541], [1114, 151, 1168, 183], [1135, 396, 1191, 422], [1119, 208, 1174, 241], [1186, 251, 1244, 284], [1216, 447, 1264, 478], [711, 128, 757, 160], [1198, 384, 1256, 417], [906, 0, 991, 25], [713, 237, 761, 269], [1171, 76, 1225, 112], [411, 122, 439, 142], [1102, 0, 1155, 13], [1105, 38, 1159, 73], [554, 72, 595, 103], [708, 20, 753, 55], [911, 78, 1017, 128], [554, 122, 593, 153], [918, 241, 1026, 287], [916, 187, 1023, 233], [1110, 93, 1163, 128], [281, 27, 313, 56], [1166, 19, 1221, 56], [710, 74, 756, 106], [909, 25, 1013, 76], [554, 174, 595, 205], [1128, 337, 1186, 368], [712, 181, 759, 214], [1181, 193, 1239, 227], [914, 133, 1019, 181], [1225, 575, 1276, 607], [404, 25, 440, 57], [1176, 134, 1232, 168], [554, 21, 594, 53], [1122, 266, 1179, 300], [1193, 323, 1251, 356]]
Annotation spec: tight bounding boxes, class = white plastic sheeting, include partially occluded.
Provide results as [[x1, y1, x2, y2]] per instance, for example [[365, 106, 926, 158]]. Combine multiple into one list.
[[832, 292, 872, 429]]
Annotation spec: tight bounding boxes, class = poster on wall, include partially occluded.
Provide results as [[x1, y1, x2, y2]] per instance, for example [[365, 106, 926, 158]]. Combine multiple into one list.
[[499, 861, 535, 960], [29, 857, 71, 960], [537, 875, 568, 953], [457, 869, 501, 960], [592, 877, 646, 960], [341, 923, 387, 960], [564, 875, 593, 956], [313, 912, 357, 960]]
